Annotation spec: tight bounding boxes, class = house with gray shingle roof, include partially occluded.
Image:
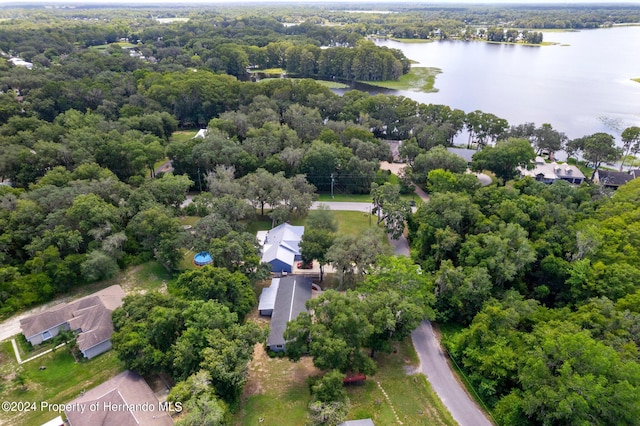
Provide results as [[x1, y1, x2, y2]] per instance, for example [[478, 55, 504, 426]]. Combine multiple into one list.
[[339, 419, 375, 426], [519, 157, 586, 185], [20, 285, 125, 359], [65, 370, 173, 426], [593, 169, 635, 189], [262, 276, 312, 352]]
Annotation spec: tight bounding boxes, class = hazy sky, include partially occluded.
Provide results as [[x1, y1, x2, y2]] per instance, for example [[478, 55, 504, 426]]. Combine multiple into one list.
[[6, 0, 640, 4]]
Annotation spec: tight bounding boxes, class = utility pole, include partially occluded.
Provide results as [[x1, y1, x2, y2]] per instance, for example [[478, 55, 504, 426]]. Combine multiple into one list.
[[330, 173, 335, 199]]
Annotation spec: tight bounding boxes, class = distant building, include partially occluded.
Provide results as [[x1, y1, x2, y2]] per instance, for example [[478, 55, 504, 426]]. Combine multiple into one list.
[[257, 223, 304, 274], [20, 285, 125, 359], [446, 147, 476, 167], [593, 169, 635, 189], [259, 276, 312, 352], [65, 370, 173, 426], [194, 128, 208, 139], [519, 157, 585, 185], [8, 57, 33, 69]]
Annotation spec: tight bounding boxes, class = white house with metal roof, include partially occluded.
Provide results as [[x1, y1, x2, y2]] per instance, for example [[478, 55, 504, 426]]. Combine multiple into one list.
[[519, 157, 585, 185]]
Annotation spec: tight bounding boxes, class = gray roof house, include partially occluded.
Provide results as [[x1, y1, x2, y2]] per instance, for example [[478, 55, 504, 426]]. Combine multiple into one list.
[[519, 157, 586, 185], [339, 420, 375, 426], [257, 223, 305, 273], [593, 169, 634, 189], [65, 370, 173, 426], [447, 147, 476, 166], [20, 285, 125, 359], [261, 276, 312, 352]]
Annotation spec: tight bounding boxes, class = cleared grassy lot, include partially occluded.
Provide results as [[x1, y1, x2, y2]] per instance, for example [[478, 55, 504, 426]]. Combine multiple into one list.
[[234, 338, 456, 425], [363, 67, 442, 93]]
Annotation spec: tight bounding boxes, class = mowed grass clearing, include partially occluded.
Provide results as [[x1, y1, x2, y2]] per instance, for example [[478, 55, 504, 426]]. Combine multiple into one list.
[[0, 349, 124, 426], [234, 337, 456, 425], [169, 130, 198, 143], [243, 210, 380, 238], [363, 67, 442, 92]]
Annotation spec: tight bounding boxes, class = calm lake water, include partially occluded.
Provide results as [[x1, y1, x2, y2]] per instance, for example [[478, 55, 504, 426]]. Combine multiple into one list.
[[364, 27, 640, 141]]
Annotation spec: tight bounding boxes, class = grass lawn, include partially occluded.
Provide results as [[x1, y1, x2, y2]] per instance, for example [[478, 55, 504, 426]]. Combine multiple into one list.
[[234, 337, 455, 426], [316, 193, 372, 202], [90, 42, 137, 51], [179, 215, 201, 227], [126, 261, 172, 293], [311, 79, 349, 89], [362, 67, 442, 92], [250, 68, 285, 74], [243, 210, 383, 242], [169, 130, 198, 143], [0, 349, 124, 426], [333, 211, 380, 236]]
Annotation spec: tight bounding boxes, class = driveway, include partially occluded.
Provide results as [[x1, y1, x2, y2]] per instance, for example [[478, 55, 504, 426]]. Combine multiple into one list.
[[0, 300, 65, 342], [412, 321, 494, 426]]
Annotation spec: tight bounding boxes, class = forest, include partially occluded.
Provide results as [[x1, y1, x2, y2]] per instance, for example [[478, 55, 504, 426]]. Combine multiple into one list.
[[1, 3, 640, 425]]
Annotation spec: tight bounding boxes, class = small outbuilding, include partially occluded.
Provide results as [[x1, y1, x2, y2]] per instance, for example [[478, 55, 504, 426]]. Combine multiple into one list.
[[261, 276, 312, 352]]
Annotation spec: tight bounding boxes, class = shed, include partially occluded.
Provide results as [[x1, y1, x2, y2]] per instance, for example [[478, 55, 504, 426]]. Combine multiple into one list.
[[258, 278, 280, 316]]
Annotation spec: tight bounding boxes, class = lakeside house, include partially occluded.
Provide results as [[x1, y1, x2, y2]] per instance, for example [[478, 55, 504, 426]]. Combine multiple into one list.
[[20, 285, 125, 359], [256, 223, 304, 274], [519, 157, 585, 185], [259, 275, 312, 352], [593, 169, 636, 189]]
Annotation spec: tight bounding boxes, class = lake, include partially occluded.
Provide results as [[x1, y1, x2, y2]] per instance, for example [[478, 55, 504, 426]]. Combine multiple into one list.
[[361, 26, 640, 142]]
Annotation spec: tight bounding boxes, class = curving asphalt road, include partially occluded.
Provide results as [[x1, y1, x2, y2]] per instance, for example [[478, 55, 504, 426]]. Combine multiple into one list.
[[412, 321, 493, 426]]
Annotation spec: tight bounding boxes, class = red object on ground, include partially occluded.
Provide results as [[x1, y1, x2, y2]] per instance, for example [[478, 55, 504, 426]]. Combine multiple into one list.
[[343, 372, 366, 384]]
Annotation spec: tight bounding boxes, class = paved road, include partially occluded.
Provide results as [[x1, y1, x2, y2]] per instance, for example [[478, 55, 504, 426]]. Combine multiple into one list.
[[412, 321, 493, 426], [311, 201, 372, 212]]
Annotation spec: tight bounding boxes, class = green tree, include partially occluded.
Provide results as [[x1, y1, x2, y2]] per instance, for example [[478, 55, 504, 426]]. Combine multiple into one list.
[[327, 228, 391, 286], [410, 145, 468, 186], [471, 138, 536, 184], [127, 205, 182, 270], [620, 126, 640, 171], [173, 266, 255, 318], [370, 183, 411, 239], [285, 290, 376, 375], [532, 123, 567, 158], [300, 229, 335, 281]]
